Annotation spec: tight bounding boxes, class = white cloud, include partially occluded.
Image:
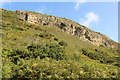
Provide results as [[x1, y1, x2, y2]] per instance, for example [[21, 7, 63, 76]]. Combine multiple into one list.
[[75, 0, 86, 10], [80, 12, 99, 27]]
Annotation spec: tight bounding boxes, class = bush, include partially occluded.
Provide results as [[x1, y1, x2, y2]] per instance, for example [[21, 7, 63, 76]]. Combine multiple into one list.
[[82, 48, 118, 65], [58, 41, 67, 46], [36, 33, 53, 39], [15, 27, 24, 31], [38, 33, 46, 38], [7, 49, 30, 64], [27, 43, 66, 60], [54, 37, 59, 41], [4, 43, 66, 65], [82, 48, 104, 61]]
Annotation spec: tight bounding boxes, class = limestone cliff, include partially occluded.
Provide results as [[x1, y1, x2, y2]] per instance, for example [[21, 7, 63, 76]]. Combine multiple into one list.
[[16, 10, 118, 48]]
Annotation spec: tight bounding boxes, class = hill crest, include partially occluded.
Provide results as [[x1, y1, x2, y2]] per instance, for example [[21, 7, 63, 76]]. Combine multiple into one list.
[[16, 10, 117, 48]]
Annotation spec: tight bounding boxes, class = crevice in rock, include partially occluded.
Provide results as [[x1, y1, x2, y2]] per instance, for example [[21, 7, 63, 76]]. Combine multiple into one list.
[[25, 13, 28, 21]]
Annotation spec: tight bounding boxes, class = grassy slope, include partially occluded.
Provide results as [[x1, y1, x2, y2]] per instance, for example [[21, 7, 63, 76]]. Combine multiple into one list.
[[1, 9, 120, 79]]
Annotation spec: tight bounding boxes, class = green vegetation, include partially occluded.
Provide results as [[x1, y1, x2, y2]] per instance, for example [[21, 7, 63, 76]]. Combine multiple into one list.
[[82, 48, 120, 67], [58, 41, 68, 46], [1, 9, 120, 79]]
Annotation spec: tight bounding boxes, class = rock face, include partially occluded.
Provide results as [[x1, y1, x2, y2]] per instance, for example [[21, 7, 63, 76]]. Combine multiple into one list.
[[16, 10, 117, 48]]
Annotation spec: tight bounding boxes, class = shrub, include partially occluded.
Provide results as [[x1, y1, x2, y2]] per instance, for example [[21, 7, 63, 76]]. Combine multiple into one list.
[[38, 33, 46, 38], [44, 43, 66, 60], [36, 33, 53, 39], [58, 41, 67, 46], [27, 43, 67, 60], [2, 60, 12, 78], [54, 37, 59, 41], [82, 48, 89, 55], [81, 48, 118, 65], [5, 43, 66, 65], [7, 49, 29, 64], [15, 27, 24, 31]]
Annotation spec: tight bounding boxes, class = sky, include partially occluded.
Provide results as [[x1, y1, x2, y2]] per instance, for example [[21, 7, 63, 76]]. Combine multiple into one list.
[[1, 2, 118, 42]]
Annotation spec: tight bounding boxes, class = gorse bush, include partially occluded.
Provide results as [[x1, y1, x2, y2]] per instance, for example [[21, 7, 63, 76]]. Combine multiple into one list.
[[82, 48, 119, 67], [36, 33, 54, 39], [2, 9, 120, 79], [38, 33, 47, 38], [27, 43, 67, 60], [7, 43, 66, 63], [2, 56, 119, 79], [7, 49, 30, 64], [58, 41, 68, 46], [54, 37, 59, 41]]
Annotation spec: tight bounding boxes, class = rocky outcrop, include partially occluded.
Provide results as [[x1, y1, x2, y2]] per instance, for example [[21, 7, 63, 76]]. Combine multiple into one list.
[[16, 10, 118, 48]]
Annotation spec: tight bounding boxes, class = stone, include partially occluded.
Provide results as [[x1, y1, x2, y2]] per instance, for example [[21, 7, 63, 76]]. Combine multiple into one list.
[[16, 10, 118, 48]]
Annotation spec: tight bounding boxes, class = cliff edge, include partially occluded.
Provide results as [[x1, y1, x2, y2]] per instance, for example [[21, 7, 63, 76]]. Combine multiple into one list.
[[16, 10, 118, 48]]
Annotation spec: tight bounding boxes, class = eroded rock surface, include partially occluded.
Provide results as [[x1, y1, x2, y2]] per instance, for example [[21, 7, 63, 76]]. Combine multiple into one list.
[[16, 10, 118, 48]]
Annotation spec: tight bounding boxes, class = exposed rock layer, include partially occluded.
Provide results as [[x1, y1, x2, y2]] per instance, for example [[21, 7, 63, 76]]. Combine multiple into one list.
[[16, 10, 117, 48]]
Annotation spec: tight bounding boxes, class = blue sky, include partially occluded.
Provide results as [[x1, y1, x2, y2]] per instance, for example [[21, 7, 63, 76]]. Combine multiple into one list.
[[2, 2, 118, 42]]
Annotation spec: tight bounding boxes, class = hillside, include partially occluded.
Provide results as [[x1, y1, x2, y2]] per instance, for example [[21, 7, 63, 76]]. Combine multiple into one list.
[[16, 10, 118, 48], [1, 9, 120, 79]]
